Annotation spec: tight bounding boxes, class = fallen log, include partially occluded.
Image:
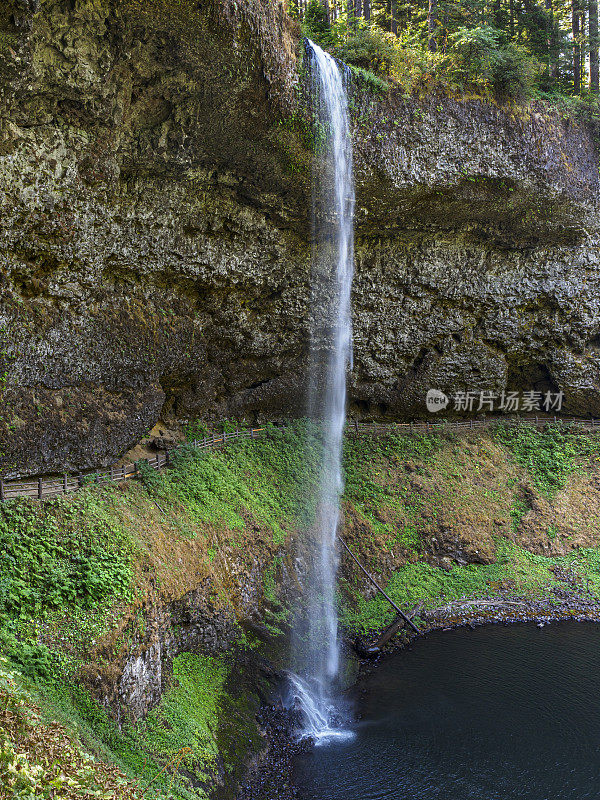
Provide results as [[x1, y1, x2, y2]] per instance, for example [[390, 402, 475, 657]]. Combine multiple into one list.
[[354, 602, 424, 658], [338, 536, 421, 635], [376, 601, 425, 649]]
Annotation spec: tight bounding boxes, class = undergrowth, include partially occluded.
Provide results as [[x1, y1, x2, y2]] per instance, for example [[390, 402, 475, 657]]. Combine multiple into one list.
[[0, 494, 133, 679], [48, 653, 230, 799], [159, 421, 322, 544], [492, 422, 600, 496], [0, 658, 146, 800], [3, 420, 600, 796], [340, 540, 600, 633], [343, 430, 446, 551]]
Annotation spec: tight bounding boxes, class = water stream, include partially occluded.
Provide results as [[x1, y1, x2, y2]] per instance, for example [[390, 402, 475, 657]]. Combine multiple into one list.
[[287, 39, 355, 741]]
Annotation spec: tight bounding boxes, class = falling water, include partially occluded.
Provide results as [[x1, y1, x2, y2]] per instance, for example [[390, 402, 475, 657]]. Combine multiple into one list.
[[287, 39, 355, 742]]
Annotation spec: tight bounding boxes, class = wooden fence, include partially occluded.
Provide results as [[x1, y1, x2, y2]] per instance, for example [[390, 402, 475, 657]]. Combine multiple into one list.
[[1, 414, 599, 503]]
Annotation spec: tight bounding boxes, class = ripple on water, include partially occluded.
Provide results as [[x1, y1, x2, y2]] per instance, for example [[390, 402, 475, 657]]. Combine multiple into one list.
[[293, 622, 600, 800]]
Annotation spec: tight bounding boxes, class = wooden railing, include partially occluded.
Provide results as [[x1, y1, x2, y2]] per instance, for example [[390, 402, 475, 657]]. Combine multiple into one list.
[[1, 415, 599, 503]]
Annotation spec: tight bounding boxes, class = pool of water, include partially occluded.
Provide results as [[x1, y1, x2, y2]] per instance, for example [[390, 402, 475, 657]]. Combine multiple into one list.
[[293, 622, 600, 799]]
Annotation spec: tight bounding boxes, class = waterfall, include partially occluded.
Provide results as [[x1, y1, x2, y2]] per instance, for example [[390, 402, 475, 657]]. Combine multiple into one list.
[[287, 38, 355, 743]]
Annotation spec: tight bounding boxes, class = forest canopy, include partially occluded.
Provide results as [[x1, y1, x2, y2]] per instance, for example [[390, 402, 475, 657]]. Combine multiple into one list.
[[293, 0, 599, 101]]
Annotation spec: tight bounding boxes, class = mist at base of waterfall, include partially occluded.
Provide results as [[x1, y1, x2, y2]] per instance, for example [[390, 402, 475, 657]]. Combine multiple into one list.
[[284, 672, 355, 745], [293, 622, 600, 799]]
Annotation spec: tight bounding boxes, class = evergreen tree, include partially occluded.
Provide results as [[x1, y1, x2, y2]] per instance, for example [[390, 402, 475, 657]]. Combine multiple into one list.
[[298, 0, 600, 98], [590, 0, 599, 90]]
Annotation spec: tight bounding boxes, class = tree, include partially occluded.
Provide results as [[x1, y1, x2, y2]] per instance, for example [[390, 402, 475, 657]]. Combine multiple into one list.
[[573, 0, 582, 93], [545, 0, 560, 80], [590, 0, 599, 90], [294, 0, 588, 98], [428, 0, 438, 51]]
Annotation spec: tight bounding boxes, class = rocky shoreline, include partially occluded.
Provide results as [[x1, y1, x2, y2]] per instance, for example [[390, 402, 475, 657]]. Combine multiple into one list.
[[237, 584, 600, 800], [413, 590, 600, 639]]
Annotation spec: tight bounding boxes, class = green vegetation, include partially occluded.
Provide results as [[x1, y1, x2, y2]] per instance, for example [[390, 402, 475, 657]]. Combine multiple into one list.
[[163, 422, 321, 541], [0, 650, 236, 800], [347, 63, 390, 93], [343, 429, 445, 549], [0, 421, 323, 799], [510, 496, 530, 531], [0, 494, 133, 679], [3, 420, 600, 796], [337, 422, 600, 633], [59, 653, 230, 799], [341, 540, 600, 633], [492, 422, 600, 496], [297, 0, 600, 103], [0, 658, 143, 800]]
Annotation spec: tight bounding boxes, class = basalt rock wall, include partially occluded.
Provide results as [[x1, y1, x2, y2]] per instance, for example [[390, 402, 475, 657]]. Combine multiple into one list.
[[1, 0, 599, 475]]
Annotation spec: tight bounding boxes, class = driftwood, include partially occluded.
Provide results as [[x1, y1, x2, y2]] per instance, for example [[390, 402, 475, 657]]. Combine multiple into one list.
[[375, 600, 425, 649]]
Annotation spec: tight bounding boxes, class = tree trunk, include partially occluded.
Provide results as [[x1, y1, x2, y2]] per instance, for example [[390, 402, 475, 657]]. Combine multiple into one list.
[[591, 0, 599, 90], [546, 0, 560, 79], [509, 0, 514, 36], [573, 0, 582, 93], [363, 0, 370, 20], [441, 6, 449, 52], [493, 0, 502, 27], [390, 0, 397, 32], [428, 0, 438, 51]]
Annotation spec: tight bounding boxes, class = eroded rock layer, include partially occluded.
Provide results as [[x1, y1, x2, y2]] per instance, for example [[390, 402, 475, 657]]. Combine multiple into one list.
[[1, 0, 599, 474]]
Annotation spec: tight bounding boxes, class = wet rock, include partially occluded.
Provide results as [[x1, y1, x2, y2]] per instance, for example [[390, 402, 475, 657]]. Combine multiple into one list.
[[1, 2, 600, 473]]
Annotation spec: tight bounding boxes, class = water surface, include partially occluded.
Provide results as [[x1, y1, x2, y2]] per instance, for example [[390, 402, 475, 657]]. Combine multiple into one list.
[[294, 622, 600, 799]]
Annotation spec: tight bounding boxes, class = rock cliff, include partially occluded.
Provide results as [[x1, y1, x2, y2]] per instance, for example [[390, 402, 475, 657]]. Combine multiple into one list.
[[1, 0, 599, 476]]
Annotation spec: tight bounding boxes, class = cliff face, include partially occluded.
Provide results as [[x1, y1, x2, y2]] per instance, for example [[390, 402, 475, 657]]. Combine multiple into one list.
[[1, 0, 600, 475], [352, 94, 600, 420]]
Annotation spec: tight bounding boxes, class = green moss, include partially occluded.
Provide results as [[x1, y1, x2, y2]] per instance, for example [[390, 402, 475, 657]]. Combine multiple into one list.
[[340, 538, 600, 634], [492, 422, 600, 496], [261, 556, 290, 636], [136, 653, 228, 790], [36, 653, 230, 800]]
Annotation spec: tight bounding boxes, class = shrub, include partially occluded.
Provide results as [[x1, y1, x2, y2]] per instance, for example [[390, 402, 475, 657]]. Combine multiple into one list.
[[136, 458, 163, 493], [491, 42, 540, 100], [446, 26, 540, 99], [447, 25, 502, 92], [334, 23, 398, 75], [348, 63, 389, 93], [0, 499, 132, 622]]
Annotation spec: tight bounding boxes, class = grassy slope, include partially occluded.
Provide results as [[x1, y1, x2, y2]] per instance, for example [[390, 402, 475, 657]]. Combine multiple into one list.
[[3, 421, 600, 796], [0, 424, 320, 800], [339, 423, 600, 632]]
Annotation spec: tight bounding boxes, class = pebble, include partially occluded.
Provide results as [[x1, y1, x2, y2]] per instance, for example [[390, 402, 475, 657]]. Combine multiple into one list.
[[238, 589, 600, 799]]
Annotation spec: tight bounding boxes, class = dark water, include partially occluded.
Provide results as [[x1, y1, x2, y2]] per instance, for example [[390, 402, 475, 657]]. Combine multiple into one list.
[[293, 623, 600, 800]]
